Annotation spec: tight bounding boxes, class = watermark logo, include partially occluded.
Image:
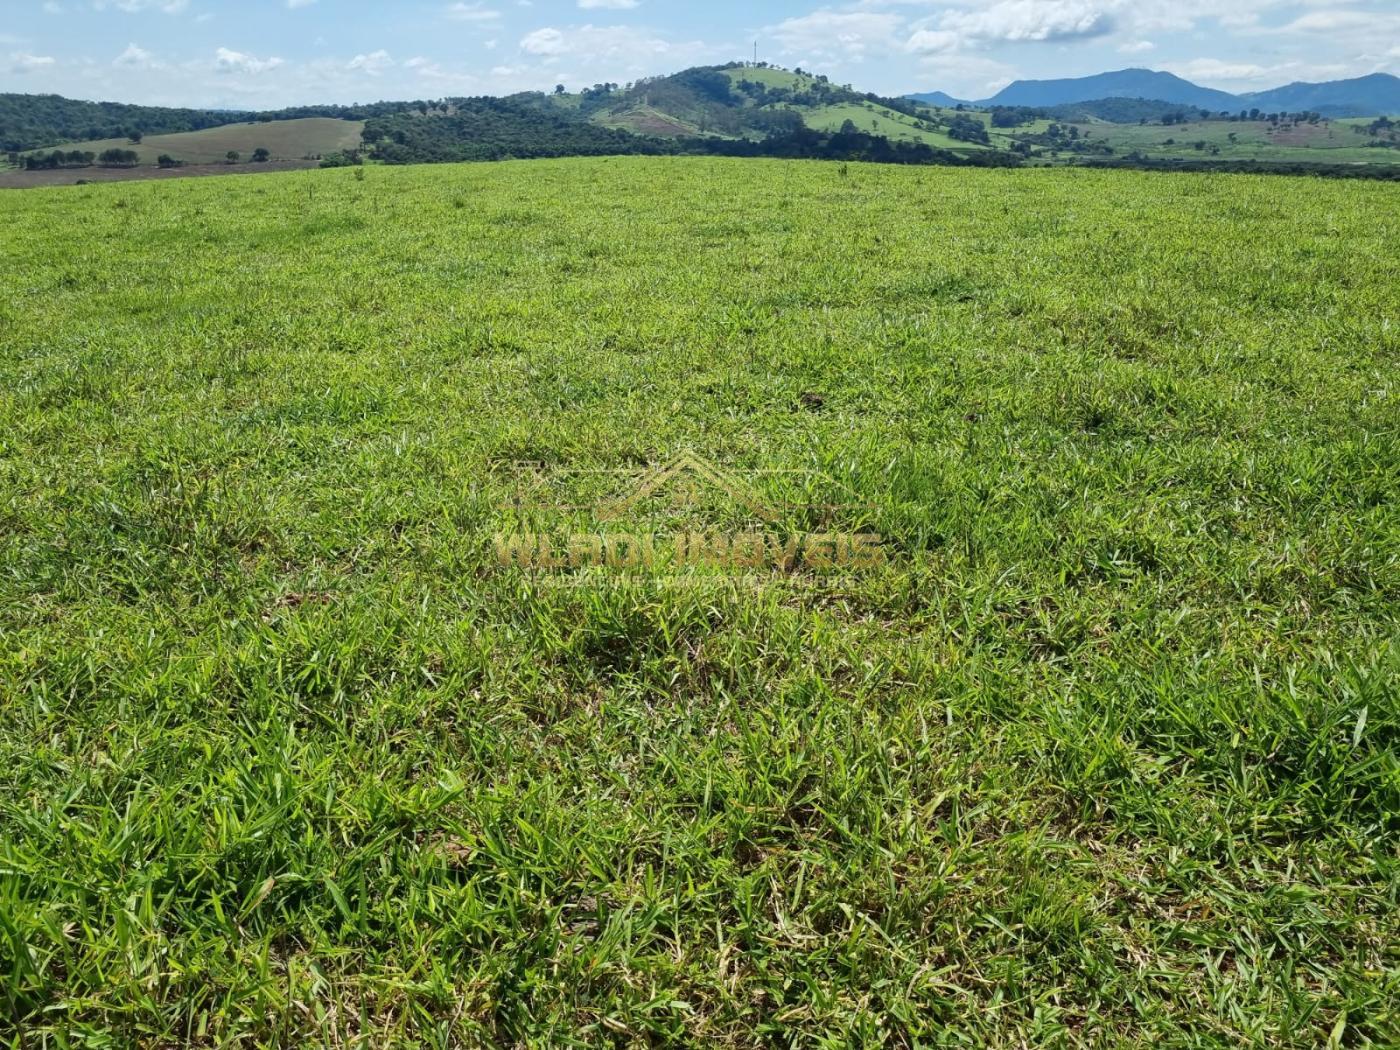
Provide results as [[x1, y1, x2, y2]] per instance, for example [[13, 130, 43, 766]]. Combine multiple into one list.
[[493, 452, 889, 585], [595, 451, 780, 523]]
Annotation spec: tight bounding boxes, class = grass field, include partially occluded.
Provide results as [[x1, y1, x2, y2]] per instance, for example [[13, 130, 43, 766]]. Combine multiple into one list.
[[1, 157, 1398, 1046], [721, 66, 819, 92], [1066, 117, 1400, 165], [20, 116, 364, 167]]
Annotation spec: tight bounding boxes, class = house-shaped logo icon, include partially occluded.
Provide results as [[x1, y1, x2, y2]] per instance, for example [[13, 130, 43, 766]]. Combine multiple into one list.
[[595, 452, 784, 523]]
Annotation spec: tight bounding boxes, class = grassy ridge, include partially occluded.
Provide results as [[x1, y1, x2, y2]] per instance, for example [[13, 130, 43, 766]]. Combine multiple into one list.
[[802, 102, 978, 150], [1, 157, 1398, 1046]]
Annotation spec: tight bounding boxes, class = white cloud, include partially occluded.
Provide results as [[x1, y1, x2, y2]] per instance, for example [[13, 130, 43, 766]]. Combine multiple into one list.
[[1170, 58, 1270, 81], [518, 24, 676, 60], [1164, 56, 1359, 88], [93, 0, 190, 13], [1279, 10, 1372, 33], [214, 47, 283, 74], [907, 30, 960, 56], [520, 28, 567, 56], [405, 55, 445, 76], [7, 0, 1396, 113], [347, 49, 393, 75], [10, 52, 56, 73], [114, 43, 158, 68], [446, 2, 502, 22], [921, 0, 1116, 50], [768, 11, 903, 63], [911, 51, 1018, 98]]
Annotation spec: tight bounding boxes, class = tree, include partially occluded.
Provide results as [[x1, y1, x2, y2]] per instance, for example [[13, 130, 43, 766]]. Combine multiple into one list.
[[24, 148, 96, 170], [128, 130, 143, 144], [157, 153, 183, 168], [226, 150, 240, 164], [97, 148, 140, 167], [554, 84, 566, 95], [252, 147, 270, 162], [945, 115, 990, 145]]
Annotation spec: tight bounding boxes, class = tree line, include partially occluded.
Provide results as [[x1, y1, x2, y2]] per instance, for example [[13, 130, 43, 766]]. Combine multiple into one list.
[[20, 145, 275, 170], [22, 147, 140, 169]]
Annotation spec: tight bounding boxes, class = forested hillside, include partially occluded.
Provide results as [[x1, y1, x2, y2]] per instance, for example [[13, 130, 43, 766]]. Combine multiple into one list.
[[363, 98, 663, 164], [0, 94, 249, 152], [0, 94, 424, 153]]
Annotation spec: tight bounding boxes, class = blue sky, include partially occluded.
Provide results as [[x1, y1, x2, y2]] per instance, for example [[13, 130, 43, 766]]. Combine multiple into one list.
[[3, 1, 1398, 108]]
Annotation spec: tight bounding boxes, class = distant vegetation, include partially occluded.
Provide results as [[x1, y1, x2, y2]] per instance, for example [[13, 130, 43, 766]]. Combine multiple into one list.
[[361, 95, 1020, 168], [0, 93, 419, 153], [19, 148, 94, 170], [945, 114, 992, 144], [1045, 98, 1217, 124], [363, 98, 664, 164], [0, 93, 248, 152], [20, 146, 139, 169], [6, 63, 1400, 185]]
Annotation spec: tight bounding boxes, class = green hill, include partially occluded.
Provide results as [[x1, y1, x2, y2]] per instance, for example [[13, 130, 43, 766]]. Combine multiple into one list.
[[564, 65, 994, 154]]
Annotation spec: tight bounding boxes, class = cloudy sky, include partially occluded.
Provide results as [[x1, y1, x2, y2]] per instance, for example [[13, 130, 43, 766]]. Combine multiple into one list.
[[2, 1, 1397, 108]]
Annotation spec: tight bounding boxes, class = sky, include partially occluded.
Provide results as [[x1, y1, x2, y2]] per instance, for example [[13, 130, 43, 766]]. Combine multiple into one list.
[[2, 0, 1399, 109]]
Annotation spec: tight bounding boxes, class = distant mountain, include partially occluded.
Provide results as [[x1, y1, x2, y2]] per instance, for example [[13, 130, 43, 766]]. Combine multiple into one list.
[[1240, 74, 1400, 117], [905, 91, 969, 108], [981, 69, 1239, 111], [907, 69, 1400, 120]]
